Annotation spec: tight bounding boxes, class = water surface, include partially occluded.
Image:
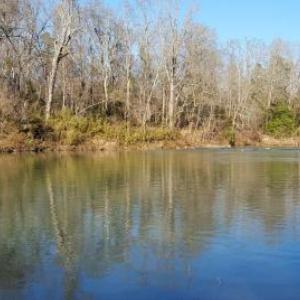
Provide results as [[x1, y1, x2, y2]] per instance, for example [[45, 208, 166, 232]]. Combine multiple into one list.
[[1, 149, 300, 300]]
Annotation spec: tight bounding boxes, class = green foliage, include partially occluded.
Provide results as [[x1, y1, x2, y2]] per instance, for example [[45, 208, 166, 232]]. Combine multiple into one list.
[[98, 123, 178, 145], [47, 110, 102, 145], [124, 127, 178, 145], [224, 127, 236, 147], [64, 129, 85, 146], [47, 110, 178, 146], [265, 103, 297, 138]]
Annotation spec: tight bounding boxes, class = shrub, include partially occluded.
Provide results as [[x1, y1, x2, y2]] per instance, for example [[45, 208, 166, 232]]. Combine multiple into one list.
[[47, 110, 103, 145], [224, 127, 236, 147], [265, 103, 296, 138], [20, 115, 53, 140], [65, 129, 85, 146], [46, 111, 179, 146]]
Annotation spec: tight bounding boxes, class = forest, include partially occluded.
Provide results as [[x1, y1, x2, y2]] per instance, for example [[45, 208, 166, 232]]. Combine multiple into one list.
[[1, 0, 300, 150]]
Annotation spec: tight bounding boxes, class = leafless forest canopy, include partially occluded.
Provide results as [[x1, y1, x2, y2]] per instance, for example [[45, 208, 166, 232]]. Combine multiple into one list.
[[1, 0, 300, 135]]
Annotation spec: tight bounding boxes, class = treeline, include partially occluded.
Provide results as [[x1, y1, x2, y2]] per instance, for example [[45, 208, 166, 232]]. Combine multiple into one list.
[[1, 0, 300, 139]]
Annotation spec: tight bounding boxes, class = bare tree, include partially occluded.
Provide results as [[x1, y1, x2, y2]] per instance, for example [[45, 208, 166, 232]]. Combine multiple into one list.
[[0, 0, 299, 139], [45, 0, 76, 119]]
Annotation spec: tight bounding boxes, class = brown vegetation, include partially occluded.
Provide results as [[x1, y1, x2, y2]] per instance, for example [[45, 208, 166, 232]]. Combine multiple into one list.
[[1, 0, 300, 152]]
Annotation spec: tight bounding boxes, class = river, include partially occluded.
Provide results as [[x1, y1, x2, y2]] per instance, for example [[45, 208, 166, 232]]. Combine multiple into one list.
[[1, 149, 300, 299]]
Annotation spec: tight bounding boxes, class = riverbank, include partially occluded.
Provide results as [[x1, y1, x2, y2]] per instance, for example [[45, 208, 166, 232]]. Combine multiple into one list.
[[1, 112, 300, 153], [1, 124, 300, 153], [0, 130, 223, 153]]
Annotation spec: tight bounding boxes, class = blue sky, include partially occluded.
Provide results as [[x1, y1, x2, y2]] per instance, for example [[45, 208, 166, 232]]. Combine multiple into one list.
[[199, 0, 300, 42], [101, 0, 300, 43]]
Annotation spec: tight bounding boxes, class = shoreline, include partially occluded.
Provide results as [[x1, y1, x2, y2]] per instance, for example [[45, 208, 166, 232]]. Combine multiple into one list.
[[1, 132, 300, 154]]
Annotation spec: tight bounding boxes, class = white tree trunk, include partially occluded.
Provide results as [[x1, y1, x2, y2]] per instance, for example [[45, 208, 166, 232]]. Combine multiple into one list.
[[168, 78, 175, 128], [46, 51, 60, 120]]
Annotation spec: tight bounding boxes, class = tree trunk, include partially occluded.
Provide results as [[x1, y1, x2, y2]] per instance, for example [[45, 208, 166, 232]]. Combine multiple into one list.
[[46, 52, 60, 120], [162, 86, 166, 125], [104, 74, 109, 113], [168, 79, 175, 128], [125, 70, 130, 121]]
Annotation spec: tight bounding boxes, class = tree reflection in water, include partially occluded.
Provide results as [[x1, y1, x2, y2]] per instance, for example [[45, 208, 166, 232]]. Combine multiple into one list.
[[0, 150, 300, 299]]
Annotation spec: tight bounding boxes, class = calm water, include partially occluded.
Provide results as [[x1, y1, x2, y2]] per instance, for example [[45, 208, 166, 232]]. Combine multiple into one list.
[[1, 149, 300, 300]]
